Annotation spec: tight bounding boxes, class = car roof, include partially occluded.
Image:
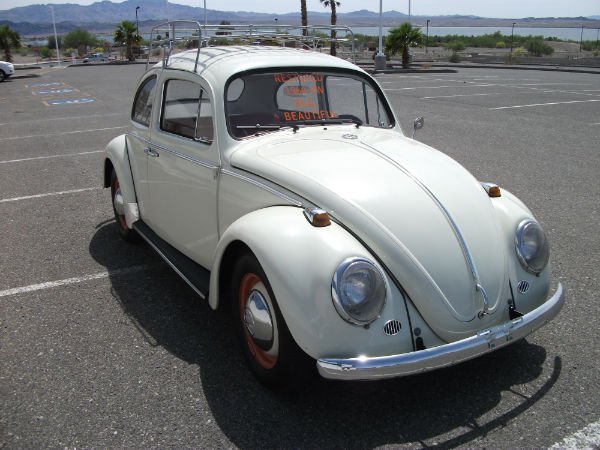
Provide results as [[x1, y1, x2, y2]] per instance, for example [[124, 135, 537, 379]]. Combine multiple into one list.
[[156, 45, 364, 80]]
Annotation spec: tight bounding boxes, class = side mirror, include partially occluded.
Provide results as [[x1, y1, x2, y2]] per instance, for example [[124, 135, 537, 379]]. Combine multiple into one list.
[[412, 116, 425, 139]]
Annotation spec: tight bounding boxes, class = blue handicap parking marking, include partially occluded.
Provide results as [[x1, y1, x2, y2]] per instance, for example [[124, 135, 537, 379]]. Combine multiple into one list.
[[35, 88, 76, 95], [46, 98, 97, 106], [29, 82, 65, 88]]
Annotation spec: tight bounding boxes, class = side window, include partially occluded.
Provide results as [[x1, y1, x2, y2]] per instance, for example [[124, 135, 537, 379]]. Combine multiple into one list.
[[131, 76, 157, 126], [161, 79, 214, 143]]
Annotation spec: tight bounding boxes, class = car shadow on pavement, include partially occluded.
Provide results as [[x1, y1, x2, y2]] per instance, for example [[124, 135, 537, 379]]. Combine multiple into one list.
[[90, 221, 562, 448]]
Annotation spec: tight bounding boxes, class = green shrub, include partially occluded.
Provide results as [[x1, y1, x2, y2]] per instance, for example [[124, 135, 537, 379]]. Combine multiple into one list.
[[445, 40, 465, 52], [40, 47, 51, 58], [525, 39, 554, 56], [449, 51, 461, 63], [496, 41, 506, 48]]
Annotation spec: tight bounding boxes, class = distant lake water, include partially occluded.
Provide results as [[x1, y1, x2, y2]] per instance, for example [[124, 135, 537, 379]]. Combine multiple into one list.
[[353, 26, 599, 41], [93, 25, 599, 44]]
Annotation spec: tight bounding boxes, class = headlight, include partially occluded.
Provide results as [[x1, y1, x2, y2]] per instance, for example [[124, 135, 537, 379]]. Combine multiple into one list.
[[331, 257, 387, 325], [515, 220, 550, 274]]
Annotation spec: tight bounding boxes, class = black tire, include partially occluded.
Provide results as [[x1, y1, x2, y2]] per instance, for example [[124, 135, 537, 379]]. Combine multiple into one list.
[[0, 70, 5, 82], [110, 170, 140, 243], [231, 251, 314, 388]]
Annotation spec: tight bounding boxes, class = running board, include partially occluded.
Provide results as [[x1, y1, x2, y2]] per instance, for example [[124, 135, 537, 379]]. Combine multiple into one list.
[[133, 221, 210, 300]]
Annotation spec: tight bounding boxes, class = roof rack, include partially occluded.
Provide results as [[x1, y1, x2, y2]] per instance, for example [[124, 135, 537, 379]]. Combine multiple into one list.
[[146, 20, 357, 72]]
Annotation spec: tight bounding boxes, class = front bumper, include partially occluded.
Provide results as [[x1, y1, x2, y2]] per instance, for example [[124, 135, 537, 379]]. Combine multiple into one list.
[[317, 283, 564, 380]]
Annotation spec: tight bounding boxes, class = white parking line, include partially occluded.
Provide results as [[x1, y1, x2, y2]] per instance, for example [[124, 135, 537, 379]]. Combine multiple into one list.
[[491, 99, 600, 110], [0, 112, 124, 127], [550, 419, 600, 449], [0, 126, 127, 142], [0, 187, 100, 203], [0, 150, 103, 164], [0, 264, 157, 298]]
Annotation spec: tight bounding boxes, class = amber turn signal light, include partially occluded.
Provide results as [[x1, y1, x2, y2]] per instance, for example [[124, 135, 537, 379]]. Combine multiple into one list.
[[481, 182, 502, 198], [303, 208, 331, 227]]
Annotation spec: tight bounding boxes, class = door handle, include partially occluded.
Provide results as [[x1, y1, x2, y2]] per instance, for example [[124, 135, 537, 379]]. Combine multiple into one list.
[[144, 147, 159, 158]]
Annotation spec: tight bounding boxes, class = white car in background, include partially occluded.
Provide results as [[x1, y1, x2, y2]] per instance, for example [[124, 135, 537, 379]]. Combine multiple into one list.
[[102, 28, 564, 388], [0, 60, 15, 82], [83, 53, 107, 63]]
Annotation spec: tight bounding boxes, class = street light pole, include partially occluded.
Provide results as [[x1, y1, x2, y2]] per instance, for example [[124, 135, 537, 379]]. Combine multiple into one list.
[[408, 0, 411, 24], [49, 6, 60, 67], [510, 22, 516, 64], [374, 0, 386, 70], [203, 0, 207, 27], [426, 19, 430, 54], [135, 6, 140, 37], [580, 25, 584, 52], [596, 28, 599, 50]]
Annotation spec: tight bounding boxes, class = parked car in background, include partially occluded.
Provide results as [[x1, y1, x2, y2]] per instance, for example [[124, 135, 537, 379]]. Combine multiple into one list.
[[102, 25, 564, 388], [0, 60, 15, 81], [83, 53, 107, 63]]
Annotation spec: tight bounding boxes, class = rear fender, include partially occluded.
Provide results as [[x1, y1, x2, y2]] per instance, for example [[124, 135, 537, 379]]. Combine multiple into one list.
[[103, 134, 139, 227]]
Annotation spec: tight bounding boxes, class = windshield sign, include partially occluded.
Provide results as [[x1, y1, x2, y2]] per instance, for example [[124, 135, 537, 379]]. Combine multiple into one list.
[[227, 71, 392, 138]]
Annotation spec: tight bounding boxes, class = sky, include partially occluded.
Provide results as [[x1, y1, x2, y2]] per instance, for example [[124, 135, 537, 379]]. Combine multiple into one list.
[[2, 0, 599, 19]]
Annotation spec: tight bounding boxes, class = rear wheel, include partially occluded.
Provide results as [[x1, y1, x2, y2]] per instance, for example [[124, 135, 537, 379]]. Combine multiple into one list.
[[231, 251, 314, 388], [110, 170, 139, 242]]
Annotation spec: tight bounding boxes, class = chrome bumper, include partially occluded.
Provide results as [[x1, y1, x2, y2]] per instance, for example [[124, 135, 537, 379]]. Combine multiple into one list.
[[317, 283, 564, 381]]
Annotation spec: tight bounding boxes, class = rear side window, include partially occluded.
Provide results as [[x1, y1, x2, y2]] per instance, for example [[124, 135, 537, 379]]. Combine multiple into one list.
[[131, 76, 157, 126], [161, 79, 214, 143]]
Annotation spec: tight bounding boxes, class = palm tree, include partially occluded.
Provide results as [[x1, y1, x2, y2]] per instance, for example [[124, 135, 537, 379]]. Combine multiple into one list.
[[320, 0, 340, 56], [300, 0, 308, 36], [385, 22, 424, 68], [114, 20, 140, 61], [0, 25, 21, 63]]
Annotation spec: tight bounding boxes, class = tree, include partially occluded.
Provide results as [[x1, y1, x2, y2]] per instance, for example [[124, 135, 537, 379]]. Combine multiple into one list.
[[320, 0, 340, 56], [63, 28, 97, 56], [47, 35, 62, 52], [300, 0, 308, 36], [0, 25, 21, 63], [385, 22, 424, 68], [114, 20, 140, 62]]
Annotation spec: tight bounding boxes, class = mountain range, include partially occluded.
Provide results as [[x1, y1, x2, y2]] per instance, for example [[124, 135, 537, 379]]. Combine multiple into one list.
[[1, 0, 599, 36]]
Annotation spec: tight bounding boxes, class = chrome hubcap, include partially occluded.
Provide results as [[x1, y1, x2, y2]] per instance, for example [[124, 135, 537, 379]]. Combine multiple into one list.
[[113, 187, 125, 216], [243, 289, 274, 351]]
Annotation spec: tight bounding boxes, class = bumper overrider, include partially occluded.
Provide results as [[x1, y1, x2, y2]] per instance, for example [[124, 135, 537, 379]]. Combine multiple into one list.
[[317, 283, 565, 380]]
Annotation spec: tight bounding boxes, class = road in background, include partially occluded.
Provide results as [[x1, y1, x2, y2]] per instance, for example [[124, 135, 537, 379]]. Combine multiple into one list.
[[1, 64, 599, 448]]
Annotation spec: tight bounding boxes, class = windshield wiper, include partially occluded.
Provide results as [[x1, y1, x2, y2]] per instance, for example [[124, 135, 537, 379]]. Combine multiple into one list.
[[294, 118, 362, 128], [235, 124, 282, 130]]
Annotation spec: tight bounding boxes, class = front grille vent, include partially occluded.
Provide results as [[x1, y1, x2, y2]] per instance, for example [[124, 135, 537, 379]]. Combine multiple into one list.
[[383, 320, 402, 336]]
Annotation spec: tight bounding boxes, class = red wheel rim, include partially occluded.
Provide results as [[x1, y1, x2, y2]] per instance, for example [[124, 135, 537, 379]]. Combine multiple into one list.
[[112, 177, 129, 231], [239, 273, 277, 370]]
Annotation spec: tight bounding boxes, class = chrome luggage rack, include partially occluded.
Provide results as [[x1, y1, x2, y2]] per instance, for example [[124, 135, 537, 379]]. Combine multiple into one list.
[[146, 20, 356, 72]]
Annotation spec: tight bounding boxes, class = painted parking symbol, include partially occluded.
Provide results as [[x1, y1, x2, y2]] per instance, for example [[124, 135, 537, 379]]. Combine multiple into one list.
[[34, 88, 77, 95], [45, 98, 97, 106], [28, 82, 65, 88]]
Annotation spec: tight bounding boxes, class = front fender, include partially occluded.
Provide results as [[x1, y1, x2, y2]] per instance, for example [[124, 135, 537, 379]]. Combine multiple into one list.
[[209, 206, 414, 360], [103, 134, 139, 227]]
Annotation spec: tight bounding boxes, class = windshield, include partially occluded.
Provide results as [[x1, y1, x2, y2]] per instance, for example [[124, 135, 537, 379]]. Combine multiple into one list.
[[226, 70, 393, 138]]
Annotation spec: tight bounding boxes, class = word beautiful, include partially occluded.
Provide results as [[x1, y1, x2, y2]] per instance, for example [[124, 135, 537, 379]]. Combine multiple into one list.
[[282, 110, 338, 121]]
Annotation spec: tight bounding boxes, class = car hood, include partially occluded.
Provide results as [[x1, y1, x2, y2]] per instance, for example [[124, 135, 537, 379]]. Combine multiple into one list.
[[229, 126, 508, 341]]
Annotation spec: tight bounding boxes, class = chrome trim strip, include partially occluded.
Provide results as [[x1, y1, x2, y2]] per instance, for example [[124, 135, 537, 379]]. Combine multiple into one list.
[[133, 224, 207, 300], [126, 132, 219, 171], [317, 283, 564, 380], [221, 168, 303, 207], [360, 141, 488, 317]]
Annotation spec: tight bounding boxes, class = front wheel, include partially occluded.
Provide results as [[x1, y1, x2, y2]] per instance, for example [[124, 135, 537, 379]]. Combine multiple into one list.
[[231, 252, 314, 388], [110, 170, 139, 242], [0, 71, 6, 82]]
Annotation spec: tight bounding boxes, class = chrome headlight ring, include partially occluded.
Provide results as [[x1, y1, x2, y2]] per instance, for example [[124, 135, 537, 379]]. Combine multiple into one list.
[[515, 219, 550, 275], [331, 257, 387, 326]]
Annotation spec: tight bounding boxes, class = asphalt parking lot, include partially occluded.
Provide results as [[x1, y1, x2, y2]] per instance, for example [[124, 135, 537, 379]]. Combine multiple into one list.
[[1, 63, 599, 448]]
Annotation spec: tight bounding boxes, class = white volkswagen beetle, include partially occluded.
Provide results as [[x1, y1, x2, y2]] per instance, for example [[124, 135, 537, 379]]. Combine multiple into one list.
[[103, 40, 564, 386]]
